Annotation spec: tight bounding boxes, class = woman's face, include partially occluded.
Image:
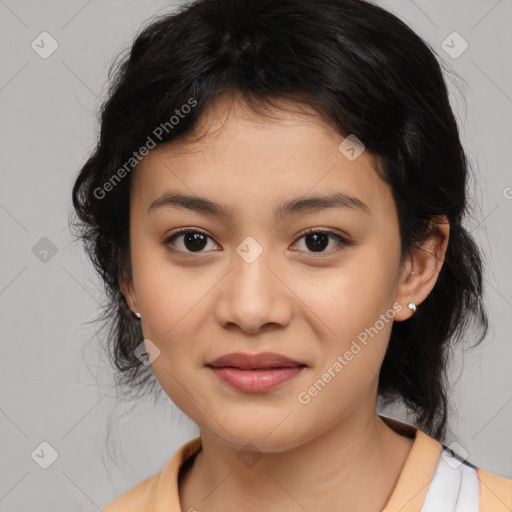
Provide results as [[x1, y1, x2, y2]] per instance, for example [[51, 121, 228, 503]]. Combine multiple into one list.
[[123, 94, 415, 452]]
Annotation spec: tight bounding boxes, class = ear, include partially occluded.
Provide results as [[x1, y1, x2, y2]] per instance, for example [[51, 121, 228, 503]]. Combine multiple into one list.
[[394, 216, 450, 321], [118, 267, 139, 316]]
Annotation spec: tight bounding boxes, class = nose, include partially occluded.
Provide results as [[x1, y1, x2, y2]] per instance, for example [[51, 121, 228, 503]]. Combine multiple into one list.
[[214, 249, 292, 335]]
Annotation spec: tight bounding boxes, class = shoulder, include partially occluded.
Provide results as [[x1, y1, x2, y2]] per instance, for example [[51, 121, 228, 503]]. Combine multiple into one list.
[[101, 436, 202, 512], [102, 472, 161, 512], [421, 440, 512, 512], [380, 418, 512, 512], [476, 466, 512, 512]]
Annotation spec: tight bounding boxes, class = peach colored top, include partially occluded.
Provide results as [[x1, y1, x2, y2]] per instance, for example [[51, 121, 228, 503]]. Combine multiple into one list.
[[102, 427, 512, 512]]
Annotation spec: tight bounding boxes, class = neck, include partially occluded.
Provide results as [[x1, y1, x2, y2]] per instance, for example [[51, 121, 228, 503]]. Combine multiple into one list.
[[179, 408, 415, 512]]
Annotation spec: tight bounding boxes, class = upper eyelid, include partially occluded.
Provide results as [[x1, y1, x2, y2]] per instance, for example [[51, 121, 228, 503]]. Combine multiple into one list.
[[165, 227, 348, 251]]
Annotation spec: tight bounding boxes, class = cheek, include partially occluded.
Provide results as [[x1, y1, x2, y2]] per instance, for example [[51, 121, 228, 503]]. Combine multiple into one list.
[[293, 251, 398, 334], [294, 302, 393, 428], [130, 235, 199, 324], [289, 248, 399, 391]]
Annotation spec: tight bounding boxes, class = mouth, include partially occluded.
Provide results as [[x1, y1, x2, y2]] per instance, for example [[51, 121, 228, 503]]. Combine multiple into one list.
[[206, 352, 307, 392]]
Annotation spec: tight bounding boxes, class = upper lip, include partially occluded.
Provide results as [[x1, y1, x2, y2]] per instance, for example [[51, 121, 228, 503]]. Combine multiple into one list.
[[206, 352, 307, 370]]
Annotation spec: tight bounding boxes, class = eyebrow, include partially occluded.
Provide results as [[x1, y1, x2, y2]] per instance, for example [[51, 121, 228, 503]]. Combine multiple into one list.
[[148, 191, 371, 219]]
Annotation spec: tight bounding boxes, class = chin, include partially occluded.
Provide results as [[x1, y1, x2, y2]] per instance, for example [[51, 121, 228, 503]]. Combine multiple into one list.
[[203, 417, 314, 454], [218, 433, 300, 453]]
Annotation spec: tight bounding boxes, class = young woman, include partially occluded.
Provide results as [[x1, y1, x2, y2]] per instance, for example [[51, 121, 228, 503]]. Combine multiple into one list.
[[71, 0, 512, 510]]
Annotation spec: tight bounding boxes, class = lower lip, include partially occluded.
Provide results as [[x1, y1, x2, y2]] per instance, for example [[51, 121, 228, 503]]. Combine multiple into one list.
[[208, 366, 305, 392]]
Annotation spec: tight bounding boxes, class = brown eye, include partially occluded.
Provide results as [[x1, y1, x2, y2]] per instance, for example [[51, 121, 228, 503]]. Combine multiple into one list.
[[162, 227, 349, 256], [163, 229, 218, 253], [293, 229, 349, 254]]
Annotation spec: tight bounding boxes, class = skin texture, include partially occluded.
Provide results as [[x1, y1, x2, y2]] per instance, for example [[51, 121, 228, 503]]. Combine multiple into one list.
[[120, 92, 450, 511]]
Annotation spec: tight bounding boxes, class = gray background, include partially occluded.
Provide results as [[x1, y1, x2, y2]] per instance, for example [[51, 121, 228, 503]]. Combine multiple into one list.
[[0, 0, 511, 510]]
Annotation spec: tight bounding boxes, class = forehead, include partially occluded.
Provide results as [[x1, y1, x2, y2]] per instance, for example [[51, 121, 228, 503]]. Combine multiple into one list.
[[132, 93, 395, 221]]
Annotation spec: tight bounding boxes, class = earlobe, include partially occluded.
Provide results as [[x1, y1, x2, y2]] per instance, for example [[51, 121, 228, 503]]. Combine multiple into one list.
[[118, 269, 141, 319], [394, 216, 450, 321]]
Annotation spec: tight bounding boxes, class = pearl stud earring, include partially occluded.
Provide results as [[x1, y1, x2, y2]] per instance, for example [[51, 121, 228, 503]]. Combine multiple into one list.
[[131, 299, 141, 319]]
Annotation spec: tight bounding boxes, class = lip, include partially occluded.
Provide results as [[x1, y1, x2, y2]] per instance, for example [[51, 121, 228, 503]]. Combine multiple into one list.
[[206, 352, 307, 393], [206, 352, 306, 370]]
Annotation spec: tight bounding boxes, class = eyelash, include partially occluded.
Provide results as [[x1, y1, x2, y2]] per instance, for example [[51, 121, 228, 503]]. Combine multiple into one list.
[[162, 227, 350, 257]]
